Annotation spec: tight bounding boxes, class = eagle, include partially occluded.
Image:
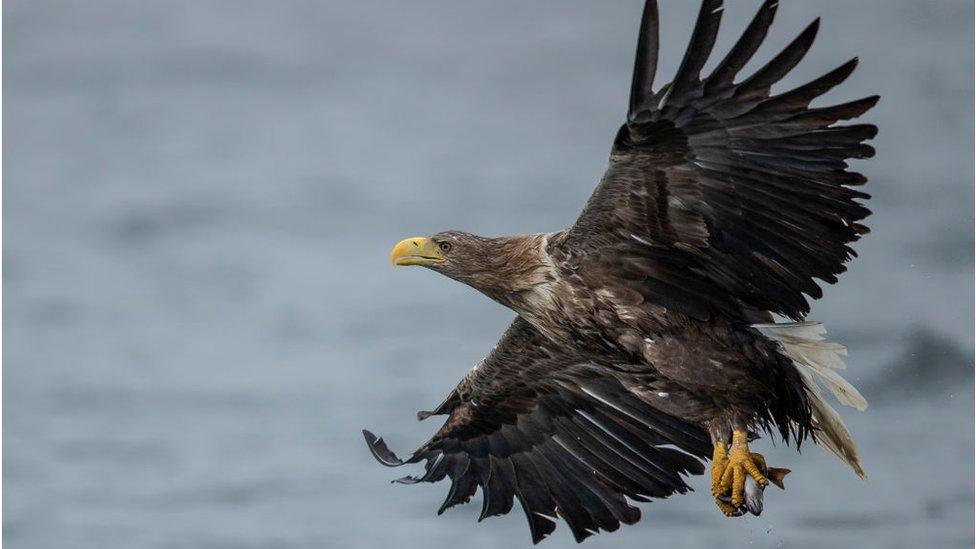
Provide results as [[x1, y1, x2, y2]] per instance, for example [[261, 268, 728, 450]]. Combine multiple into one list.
[[363, 0, 876, 543]]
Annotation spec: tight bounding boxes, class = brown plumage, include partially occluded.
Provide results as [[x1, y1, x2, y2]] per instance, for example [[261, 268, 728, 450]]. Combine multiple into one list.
[[366, 0, 875, 543]]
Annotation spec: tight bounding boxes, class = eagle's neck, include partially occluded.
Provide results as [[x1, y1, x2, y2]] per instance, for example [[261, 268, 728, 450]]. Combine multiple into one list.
[[477, 233, 562, 326]]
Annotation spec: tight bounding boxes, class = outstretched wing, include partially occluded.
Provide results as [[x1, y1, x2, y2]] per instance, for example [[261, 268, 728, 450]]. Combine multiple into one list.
[[363, 317, 710, 544], [563, 0, 878, 321]]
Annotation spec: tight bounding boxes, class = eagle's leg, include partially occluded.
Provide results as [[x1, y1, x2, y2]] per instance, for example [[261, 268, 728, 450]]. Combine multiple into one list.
[[709, 425, 736, 515], [709, 439, 730, 497], [710, 441, 740, 515], [717, 428, 768, 510]]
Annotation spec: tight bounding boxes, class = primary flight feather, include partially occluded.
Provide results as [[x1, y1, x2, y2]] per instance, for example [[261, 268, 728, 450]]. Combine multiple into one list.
[[364, 0, 876, 543]]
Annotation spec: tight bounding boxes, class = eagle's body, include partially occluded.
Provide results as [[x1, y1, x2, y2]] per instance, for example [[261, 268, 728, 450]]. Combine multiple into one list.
[[364, 0, 875, 543], [447, 230, 812, 440]]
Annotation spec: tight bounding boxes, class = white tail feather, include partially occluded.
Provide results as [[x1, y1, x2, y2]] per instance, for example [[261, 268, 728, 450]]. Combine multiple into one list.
[[754, 321, 867, 478]]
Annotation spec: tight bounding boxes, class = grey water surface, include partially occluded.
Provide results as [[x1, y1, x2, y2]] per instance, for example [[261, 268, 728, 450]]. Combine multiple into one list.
[[4, 1, 974, 547]]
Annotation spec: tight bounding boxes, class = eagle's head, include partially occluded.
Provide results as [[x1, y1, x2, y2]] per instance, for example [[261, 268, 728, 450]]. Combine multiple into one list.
[[390, 231, 489, 277], [389, 231, 554, 305]]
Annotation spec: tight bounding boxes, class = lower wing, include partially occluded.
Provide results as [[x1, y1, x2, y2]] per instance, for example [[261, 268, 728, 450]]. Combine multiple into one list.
[[363, 317, 711, 544]]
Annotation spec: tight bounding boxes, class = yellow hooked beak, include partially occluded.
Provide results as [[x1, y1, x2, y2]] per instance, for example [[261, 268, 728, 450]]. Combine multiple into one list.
[[390, 237, 445, 267]]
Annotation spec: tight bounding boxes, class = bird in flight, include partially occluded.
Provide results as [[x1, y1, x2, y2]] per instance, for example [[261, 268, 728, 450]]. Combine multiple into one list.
[[364, 0, 876, 543]]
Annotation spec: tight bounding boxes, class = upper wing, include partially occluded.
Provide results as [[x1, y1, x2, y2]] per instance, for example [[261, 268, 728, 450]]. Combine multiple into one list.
[[363, 317, 710, 544], [563, 0, 878, 321]]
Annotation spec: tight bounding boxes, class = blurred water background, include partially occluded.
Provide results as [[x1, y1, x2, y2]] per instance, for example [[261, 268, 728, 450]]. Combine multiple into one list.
[[4, 1, 974, 547]]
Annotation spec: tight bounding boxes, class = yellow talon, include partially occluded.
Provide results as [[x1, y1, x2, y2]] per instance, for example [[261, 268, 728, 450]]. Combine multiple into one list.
[[710, 441, 729, 496], [718, 429, 768, 508]]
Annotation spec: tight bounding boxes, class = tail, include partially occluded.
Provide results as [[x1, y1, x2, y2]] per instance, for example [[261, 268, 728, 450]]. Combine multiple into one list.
[[754, 321, 867, 478]]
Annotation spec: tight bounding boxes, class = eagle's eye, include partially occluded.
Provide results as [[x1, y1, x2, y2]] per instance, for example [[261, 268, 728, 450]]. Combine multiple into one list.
[[438, 241, 453, 253]]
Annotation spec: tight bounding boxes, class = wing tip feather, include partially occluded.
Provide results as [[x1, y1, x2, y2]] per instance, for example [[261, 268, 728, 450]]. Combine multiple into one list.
[[363, 429, 407, 467]]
